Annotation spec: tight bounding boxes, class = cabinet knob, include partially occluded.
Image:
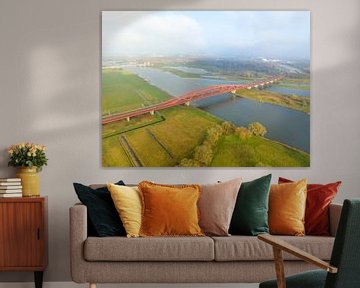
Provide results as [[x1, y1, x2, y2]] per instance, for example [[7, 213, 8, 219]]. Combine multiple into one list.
[[37, 228, 40, 240]]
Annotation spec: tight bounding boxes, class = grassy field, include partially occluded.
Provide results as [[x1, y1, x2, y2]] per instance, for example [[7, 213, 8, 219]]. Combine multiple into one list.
[[158, 67, 201, 78], [125, 129, 176, 167], [235, 88, 310, 114], [281, 78, 310, 84], [102, 106, 222, 167], [102, 68, 171, 116], [102, 68, 222, 166], [102, 136, 132, 167], [102, 112, 164, 138], [103, 107, 310, 167], [148, 107, 222, 160], [211, 134, 310, 167], [274, 83, 310, 91]]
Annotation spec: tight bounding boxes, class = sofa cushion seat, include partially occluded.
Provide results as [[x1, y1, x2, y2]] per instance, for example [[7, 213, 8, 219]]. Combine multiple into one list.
[[212, 236, 334, 261], [84, 236, 215, 262]]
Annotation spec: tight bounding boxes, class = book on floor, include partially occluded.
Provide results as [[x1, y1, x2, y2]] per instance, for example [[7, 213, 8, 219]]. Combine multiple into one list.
[[0, 193, 22, 198]]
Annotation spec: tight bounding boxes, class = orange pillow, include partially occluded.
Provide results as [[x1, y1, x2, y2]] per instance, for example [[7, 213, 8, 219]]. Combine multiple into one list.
[[269, 179, 307, 236], [138, 181, 204, 237]]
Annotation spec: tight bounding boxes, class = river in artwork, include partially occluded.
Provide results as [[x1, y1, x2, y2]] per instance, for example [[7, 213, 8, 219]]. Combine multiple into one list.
[[123, 66, 310, 153]]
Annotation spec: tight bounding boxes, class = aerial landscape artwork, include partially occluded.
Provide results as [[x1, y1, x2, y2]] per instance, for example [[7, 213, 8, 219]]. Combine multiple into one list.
[[102, 11, 310, 167]]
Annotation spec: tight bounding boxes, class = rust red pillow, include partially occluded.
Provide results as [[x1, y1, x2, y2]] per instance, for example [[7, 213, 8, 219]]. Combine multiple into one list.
[[278, 177, 341, 236]]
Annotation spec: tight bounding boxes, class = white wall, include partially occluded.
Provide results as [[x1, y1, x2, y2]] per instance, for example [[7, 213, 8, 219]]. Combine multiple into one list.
[[0, 0, 359, 282]]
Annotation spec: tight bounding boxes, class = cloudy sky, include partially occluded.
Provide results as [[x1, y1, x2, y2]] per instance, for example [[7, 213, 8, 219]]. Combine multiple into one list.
[[102, 11, 310, 60]]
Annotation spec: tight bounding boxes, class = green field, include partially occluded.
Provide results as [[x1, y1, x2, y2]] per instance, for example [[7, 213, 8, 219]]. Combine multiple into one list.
[[102, 107, 310, 167], [102, 68, 171, 116], [235, 88, 310, 114], [102, 136, 132, 167], [274, 83, 310, 91], [102, 106, 222, 167], [102, 69, 310, 167], [211, 134, 310, 167], [125, 129, 175, 166], [281, 78, 310, 84], [102, 112, 165, 138], [158, 67, 201, 78]]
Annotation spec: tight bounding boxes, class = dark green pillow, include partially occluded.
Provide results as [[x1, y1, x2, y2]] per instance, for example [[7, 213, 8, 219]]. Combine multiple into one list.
[[73, 181, 126, 237], [229, 174, 272, 236]]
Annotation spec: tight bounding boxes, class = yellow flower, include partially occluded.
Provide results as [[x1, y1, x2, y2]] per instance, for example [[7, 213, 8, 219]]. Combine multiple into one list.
[[8, 149, 13, 155]]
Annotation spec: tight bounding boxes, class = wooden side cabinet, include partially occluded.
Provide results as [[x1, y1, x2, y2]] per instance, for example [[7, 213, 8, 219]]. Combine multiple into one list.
[[0, 197, 47, 288]]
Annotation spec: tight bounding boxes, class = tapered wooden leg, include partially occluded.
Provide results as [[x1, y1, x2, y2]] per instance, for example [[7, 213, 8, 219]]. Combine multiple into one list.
[[34, 271, 43, 288], [89, 283, 97, 288], [273, 247, 286, 288]]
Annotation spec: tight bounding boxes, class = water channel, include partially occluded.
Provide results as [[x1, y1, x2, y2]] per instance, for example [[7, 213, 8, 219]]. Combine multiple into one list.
[[124, 66, 310, 153]]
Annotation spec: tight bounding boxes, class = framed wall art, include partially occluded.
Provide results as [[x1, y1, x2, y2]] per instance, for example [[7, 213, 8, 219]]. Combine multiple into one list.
[[102, 11, 310, 167]]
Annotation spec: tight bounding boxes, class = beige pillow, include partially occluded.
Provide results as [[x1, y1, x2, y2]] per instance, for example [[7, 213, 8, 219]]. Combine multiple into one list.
[[198, 178, 242, 236]]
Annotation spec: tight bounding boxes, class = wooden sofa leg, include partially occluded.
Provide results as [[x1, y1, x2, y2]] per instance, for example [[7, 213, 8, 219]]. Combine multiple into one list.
[[89, 283, 96, 288]]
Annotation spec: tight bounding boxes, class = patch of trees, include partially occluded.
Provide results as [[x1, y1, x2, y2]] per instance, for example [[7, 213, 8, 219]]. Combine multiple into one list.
[[248, 122, 267, 136], [179, 121, 267, 167]]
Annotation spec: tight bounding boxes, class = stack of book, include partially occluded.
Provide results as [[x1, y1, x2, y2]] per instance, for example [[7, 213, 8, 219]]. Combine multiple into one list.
[[0, 178, 22, 197]]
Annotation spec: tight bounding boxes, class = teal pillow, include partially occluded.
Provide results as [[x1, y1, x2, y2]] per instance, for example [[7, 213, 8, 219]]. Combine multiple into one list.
[[229, 174, 272, 236]]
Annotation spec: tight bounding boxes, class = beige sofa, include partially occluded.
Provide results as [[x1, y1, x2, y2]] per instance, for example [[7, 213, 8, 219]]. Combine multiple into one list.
[[70, 203, 342, 287]]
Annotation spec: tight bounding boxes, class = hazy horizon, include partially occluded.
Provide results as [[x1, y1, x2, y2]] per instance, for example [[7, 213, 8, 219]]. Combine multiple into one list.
[[102, 11, 310, 61]]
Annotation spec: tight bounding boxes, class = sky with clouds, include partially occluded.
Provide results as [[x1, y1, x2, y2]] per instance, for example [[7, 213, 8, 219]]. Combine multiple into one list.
[[102, 11, 310, 60]]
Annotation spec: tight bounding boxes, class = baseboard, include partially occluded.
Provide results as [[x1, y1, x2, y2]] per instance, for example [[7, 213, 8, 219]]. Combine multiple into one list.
[[0, 282, 259, 288]]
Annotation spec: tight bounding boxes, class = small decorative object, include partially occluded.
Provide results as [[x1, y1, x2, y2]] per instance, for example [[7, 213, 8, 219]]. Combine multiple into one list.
[[8, 143, 48, 197]]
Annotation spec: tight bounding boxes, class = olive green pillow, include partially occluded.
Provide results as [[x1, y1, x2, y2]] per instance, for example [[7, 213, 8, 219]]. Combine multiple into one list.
[[229, 174, 272, 236]]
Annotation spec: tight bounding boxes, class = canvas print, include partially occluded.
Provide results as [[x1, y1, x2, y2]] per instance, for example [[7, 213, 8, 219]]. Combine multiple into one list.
[[102, 11, 310, 167]]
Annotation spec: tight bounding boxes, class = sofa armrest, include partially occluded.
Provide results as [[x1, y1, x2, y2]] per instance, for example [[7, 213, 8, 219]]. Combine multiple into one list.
[[258, 233, 337, 288], [258, 234, 338, 273], [69, 203, 88, 283], [329, 203, 342, 237]]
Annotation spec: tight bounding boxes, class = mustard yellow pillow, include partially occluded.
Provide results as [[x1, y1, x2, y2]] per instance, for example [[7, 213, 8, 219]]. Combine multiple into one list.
[[138, 181, 204, 237], [107, 183, 142, 238], [269, 179, 307, 236]]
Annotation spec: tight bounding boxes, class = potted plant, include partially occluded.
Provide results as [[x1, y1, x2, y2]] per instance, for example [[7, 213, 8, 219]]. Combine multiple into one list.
[[8, 143, 48, 197]]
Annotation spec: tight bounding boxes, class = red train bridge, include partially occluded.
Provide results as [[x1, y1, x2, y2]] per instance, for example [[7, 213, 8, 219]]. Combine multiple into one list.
[[102, 75, 284, 125]]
